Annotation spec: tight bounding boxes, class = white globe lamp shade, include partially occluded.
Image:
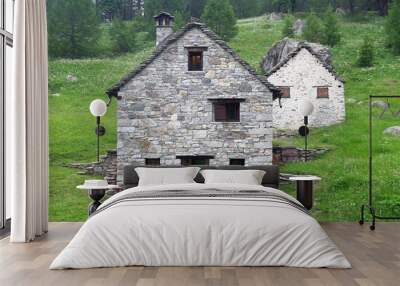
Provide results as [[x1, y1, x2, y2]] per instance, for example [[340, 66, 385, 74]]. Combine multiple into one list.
[[299, 100, 314, 117], [90, 99, 107, 117]]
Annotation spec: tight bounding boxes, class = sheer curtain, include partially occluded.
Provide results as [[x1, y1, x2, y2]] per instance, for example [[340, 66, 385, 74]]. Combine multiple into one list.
[[9, 0, 49, 242]]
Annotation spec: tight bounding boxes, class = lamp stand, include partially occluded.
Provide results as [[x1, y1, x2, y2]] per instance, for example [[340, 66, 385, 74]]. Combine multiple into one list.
[[304, 116, 308, 162], [96, 116, 100, 162]]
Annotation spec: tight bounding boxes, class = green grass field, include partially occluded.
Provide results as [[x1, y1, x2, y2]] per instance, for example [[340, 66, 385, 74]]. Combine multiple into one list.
[[49, 16, 400, 222]]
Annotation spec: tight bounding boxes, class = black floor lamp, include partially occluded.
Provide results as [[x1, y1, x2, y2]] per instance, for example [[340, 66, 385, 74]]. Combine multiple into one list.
[[299, 100, 315, 162], [359, 95, 400, 230], [89, 99, 107, 162]]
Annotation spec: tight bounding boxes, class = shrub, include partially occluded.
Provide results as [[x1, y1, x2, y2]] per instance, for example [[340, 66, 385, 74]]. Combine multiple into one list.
[[47, 0, 100, 58], [385, 0, 400, 55], [201, 0, 238, 41], [322, 6, 341, 46], [109, 19, 136, 54], [173, 10, 187, 31], [357, 37, 374, 67], [282, 15, 295, 38], [303, 12, 324, 43]]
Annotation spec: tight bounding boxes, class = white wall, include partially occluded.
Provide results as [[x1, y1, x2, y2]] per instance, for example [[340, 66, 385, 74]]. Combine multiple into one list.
[[268, 48, 345, 131]]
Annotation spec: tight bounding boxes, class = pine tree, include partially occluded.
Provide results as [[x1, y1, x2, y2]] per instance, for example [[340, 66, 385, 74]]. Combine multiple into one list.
[[357, 37, 374, 67], [172, 10, 187, 31], [201, 0, 238, 41], [303, 13, 324, 43], [230, 0, 260, 18], [47, 0, 100, 58], [322, 6, 341, 46], [109, 19, 136, 54], [282, 15, 295, 38], [385, 0, 400, 55]]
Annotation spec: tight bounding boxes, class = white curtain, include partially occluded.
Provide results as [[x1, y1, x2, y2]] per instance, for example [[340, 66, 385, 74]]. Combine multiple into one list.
[[9, 0, 49, 242]]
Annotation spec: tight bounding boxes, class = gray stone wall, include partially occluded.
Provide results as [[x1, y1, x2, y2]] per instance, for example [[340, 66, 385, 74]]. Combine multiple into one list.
[[117, 28, 273, 183], [156, 26, 174, 46], [68, 150, 117, 185]]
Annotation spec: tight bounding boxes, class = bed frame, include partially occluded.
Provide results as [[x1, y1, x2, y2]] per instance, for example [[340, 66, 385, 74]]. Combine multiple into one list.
[[123, 165, 280, 189]]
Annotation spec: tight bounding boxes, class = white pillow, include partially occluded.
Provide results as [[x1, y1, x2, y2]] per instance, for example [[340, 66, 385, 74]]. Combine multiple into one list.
[[135, 167, 200, 186], [200, 169, 266, 185]]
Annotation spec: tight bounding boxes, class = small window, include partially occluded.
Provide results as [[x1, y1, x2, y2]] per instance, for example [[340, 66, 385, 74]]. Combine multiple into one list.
[[317, 87, 329, 98], [214, 102, 240, 122], [177, 156, 213, 166], [188, 51, 203, 71], [279, 87, 290, 98], [145, 158, 160, 166], [230, 159, 245, 166]]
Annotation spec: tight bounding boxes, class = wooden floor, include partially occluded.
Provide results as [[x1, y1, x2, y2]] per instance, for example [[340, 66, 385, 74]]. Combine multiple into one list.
[[0, 222, 399, 286]]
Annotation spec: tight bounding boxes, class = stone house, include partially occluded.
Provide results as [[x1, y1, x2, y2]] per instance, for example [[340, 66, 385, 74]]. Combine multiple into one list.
[[107, 12, 280, 183], [261, 39, 345, 131]]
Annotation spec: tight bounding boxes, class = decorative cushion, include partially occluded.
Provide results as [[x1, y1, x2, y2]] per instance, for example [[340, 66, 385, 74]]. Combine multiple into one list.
[[135, 167, 200, 186], [200, 169, 266, 185]]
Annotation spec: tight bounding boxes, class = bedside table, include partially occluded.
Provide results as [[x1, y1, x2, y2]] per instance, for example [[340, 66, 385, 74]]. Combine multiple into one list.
[[288, 176, 321, 210], [77, 180, 120, 215]]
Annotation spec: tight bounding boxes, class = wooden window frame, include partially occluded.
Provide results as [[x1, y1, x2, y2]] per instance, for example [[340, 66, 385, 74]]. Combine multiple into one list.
[[209, 99, 244, 122], [188, 51, 203, 71], [316, 87, 329, 99], [279, 87, 290, 98]]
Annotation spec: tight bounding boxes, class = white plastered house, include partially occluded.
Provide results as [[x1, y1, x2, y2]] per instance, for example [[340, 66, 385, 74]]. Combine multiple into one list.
[[263, 43, 345, 131]]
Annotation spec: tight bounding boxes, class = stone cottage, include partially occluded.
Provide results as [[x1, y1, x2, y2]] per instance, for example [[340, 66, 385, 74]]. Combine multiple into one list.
[[261, 38, 345, 131], [107, 12, 280, 182]]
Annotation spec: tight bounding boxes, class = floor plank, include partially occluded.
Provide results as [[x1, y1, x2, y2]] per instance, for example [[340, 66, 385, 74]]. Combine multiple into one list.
[[0, 222, 399, 286]]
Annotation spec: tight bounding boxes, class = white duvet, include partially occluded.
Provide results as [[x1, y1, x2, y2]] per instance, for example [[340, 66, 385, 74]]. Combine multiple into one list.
[[50, 183, 351, 269]]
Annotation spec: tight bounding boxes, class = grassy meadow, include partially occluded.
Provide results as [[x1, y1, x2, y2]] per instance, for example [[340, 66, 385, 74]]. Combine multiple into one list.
[[49, 15, 400, 221]]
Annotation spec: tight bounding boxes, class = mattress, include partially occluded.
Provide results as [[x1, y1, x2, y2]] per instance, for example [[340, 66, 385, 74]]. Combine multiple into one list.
[[50, 183, 351, 269]]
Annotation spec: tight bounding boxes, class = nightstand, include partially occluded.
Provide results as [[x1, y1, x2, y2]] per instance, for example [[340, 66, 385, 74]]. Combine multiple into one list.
[[77, 180, 120, 215], [288, 176, 321, 210]]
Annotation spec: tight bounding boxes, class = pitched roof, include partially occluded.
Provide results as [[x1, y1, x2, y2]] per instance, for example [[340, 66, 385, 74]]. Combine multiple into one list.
[[154, 11, 174, 20], [265, 43, 344, 83], [106, 21, 280, 99]]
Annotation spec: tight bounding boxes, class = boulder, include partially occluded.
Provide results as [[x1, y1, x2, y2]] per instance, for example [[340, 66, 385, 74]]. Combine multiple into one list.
[[346, 98, 357, 104], [384, 126, 400, 136], [268, 12, 282, 21], [261, 38, 332, 73], [293, 19, 305, 36], [335, 8, 347, 16], [66, 74, 78, 82], [371, 101, 388, 108]]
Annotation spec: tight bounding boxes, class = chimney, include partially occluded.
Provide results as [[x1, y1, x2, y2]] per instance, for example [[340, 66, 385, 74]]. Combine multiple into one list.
[[154, 12, 174, 47]]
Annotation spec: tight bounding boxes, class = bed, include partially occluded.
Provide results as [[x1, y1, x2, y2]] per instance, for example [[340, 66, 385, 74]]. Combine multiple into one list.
[[50, 165, 350, 269]]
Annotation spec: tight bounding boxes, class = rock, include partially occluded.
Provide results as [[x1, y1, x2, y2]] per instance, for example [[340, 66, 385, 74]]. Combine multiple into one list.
[[261, 38, 332, 73], [51, 93, 60, 97], [293, 19, 305, 36], [371, 101, 388, 108], [272, 146, 329, 164], [238, 82, 252, 92], [67, 149, 117, 185], [66, 74, 78, 82], [335, 8, 347, 16], [268, 12, 282, 21], [384, 126, 400, 136]]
